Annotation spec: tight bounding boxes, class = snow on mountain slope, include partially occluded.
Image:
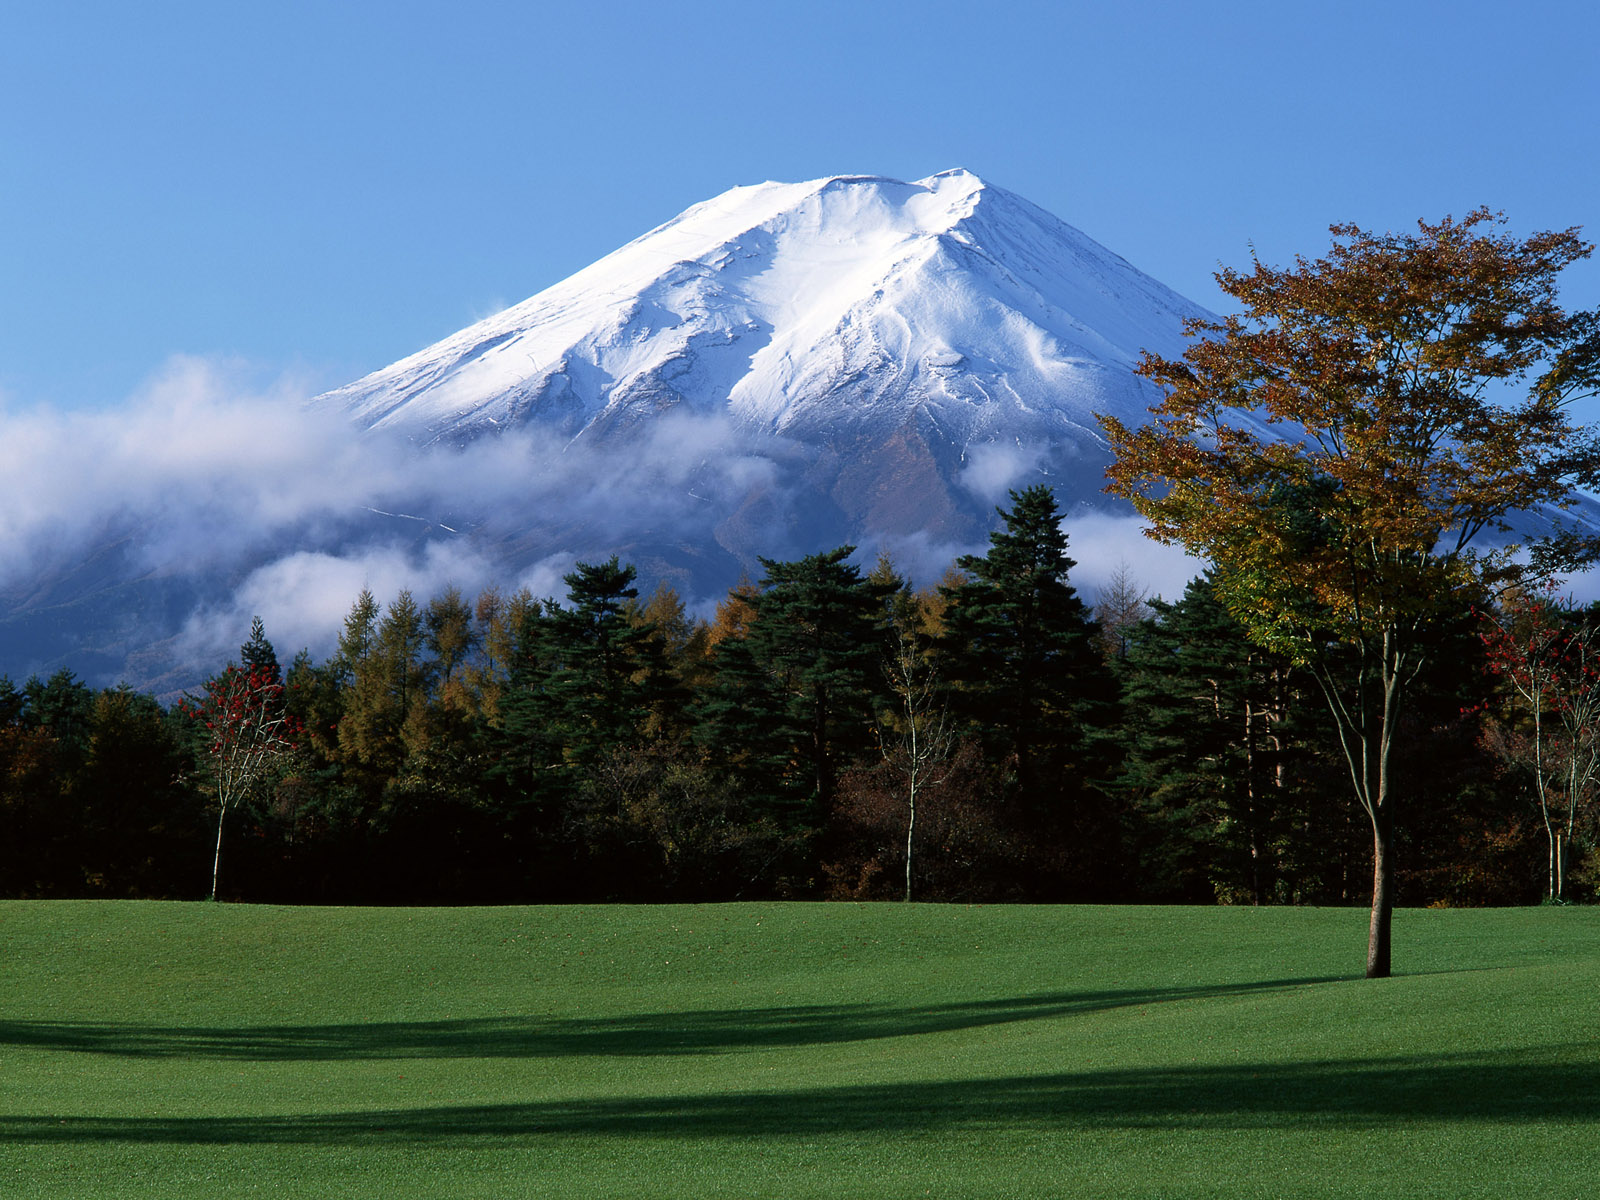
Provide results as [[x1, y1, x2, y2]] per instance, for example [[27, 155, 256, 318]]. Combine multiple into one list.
[[319, 170, 1208, 473], [18, 172, 1599, 695]]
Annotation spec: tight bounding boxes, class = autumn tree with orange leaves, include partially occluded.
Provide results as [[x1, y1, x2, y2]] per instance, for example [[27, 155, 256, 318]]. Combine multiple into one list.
[[1100, 210, 1600, 978]]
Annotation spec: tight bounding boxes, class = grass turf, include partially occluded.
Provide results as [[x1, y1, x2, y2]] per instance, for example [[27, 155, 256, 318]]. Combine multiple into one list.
[[1, 901, 1597, 1198]]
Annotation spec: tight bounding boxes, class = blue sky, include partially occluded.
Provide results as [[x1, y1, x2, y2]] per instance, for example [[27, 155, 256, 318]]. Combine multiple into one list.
[[4, 0, 1598, 412]]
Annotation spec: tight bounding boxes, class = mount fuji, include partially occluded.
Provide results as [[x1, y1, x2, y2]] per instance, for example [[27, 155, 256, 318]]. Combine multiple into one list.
[[1, 170, 1214, 693], [317, 169, 1206, 551], [7, 170, 1594, 693]]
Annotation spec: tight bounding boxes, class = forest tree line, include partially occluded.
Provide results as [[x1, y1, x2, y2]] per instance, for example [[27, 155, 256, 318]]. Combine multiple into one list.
[[0, 485, 1594, 908]]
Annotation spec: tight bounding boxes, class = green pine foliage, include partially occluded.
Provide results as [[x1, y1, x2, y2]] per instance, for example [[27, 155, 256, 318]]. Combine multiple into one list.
[[745, 547, 894, 816], [938, 486, 1122, 897], [545, 557, 674, 767], [941, 486, 1116, 797], [1118, 573, 1314, 903], [0, 501, 1573, 905]]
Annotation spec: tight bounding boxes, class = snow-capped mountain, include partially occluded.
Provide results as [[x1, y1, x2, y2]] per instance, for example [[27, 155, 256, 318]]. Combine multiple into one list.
[[0, 171, 1215, 694], [319, 170, 1208, 541], [10, 171, 1598, 695]]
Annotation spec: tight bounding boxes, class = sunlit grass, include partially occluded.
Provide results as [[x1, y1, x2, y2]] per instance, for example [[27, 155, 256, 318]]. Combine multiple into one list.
[[2, 901, 1597, 1198]]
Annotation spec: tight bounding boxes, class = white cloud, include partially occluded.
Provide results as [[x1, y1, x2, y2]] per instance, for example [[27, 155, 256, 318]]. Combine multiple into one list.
[[957, 440, 1047, 506], [0, 356, 1212, 687], [854, 529, 983, 588], [0, 357, 388, 584], [1059, 510, 1206, 604], [0, 356, 820, 684], [174, 539, 518, 668]]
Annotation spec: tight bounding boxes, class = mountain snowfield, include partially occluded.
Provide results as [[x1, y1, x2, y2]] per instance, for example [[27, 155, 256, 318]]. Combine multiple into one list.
[[2, 170, 1224, 691], [319, 169, 1207, 534], [6, 169, 1597, 691]]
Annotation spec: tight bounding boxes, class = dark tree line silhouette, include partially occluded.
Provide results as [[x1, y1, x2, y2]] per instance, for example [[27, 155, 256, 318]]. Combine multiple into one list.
[[0, 486, 1590, 907]]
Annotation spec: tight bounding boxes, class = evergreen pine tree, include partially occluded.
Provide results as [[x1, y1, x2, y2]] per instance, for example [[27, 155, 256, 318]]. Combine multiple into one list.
[[545, 558, 672, 766], [1118, 572, 1297, 902], [692, 608, 795, 816], [239, 616, 281, 683], [940, 485, 1114, 803], [490, 596, 564, 808], [744, 546, 893, 824]]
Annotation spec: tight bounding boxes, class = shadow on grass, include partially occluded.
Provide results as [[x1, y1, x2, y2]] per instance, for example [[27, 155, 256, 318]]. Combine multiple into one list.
[[0, 977, 1338, 1062], [4, 1050, 1598, 1144]]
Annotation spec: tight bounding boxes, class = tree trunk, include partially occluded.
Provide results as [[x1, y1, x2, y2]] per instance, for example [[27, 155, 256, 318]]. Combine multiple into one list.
[[210, 805, 227, 902], [812, 689, 831, 814], [1309, 628, 1410, 979], [904, 782, 916, 903], [1548, 824, 1557, 901], [1244, 678, 1262, 905], [1366, 805, 1393, 978], [1555, 830, 1564, 902]]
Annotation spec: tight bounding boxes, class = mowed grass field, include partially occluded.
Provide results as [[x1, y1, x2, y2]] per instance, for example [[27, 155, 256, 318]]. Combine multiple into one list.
[[2, 902, 1598, 1199]]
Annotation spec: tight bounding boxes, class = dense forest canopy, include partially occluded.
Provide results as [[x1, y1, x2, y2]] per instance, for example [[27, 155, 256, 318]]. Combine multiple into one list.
[[1, 485, 1594, 915]]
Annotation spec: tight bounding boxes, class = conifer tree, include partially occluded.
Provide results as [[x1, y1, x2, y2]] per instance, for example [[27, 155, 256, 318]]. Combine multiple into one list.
[[626, 582, 712, 733], [940, 485, 1114, 805], [492, 596, 563, 798], [1118, 573, 1297, 902], [546, 558, 672, 766], [692, 602, 795, 814], [339, 590, 427, 778], [240, 616, 280, 682], [425, 586, 476, 710], [463, 586, 533, 722], [745, 547, 893, 822], [335, 589, 380, 683]]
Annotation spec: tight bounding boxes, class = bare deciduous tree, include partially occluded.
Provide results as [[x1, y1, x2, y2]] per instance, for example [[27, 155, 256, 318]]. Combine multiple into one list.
[[1094, 559, 1152, 661], [877, 603, 956, 901]]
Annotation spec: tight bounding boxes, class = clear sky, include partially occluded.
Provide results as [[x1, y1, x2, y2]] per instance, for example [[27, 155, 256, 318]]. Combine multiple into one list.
[[3, 0, 1598, 412]]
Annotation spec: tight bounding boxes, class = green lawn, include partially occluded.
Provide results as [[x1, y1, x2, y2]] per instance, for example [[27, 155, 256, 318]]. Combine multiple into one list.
[[1, 901, 1597, 1198]]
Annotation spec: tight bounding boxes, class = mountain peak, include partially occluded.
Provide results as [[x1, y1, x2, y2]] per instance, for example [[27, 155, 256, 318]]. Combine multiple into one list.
[[318, 170, 1208, 465], [3, 173, 1220, 690]]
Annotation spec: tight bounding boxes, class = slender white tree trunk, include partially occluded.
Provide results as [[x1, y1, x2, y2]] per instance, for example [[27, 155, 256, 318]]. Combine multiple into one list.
[[904, 780, 917, 903], [210, 803, 227, 902]]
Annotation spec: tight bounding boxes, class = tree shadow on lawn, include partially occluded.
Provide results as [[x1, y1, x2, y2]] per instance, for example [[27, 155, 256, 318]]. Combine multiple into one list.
[[0, 977, 1339, 1062], [4, 1049, 1598, 1145]]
